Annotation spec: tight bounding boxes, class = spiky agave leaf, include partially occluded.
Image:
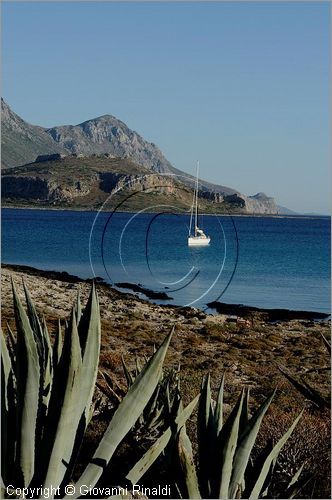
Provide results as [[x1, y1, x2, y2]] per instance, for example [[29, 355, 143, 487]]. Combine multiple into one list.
[[42, 284, 101, 491], [197, 374, 215, 497], [42, 310, 83, 490], [53, 320, 62, 367], [214, 390, 245, 499], [77, 283, 101, 424], [12, 281, 40, 487], [239, 387, 250, 431], [248, 411, 303, 499], [72, 329, 174, 494], [1, 330, 16, 485], [177, 426, 201, 499], [22, 284, 54, 469], [286, 464, 312, 499], [60, 283, 102, 486], [1, 330, 12, 409], [126, 394, 199, 485], [228, 390, 276, 499], [214, 374, 225, 436], [23, 282, 45, 364], [120, 351, 178, 436], [33, 316, 54, 466], [122, 355, 134, 388], [77, 282, 98, 356], [145, 384, 161, 418], [287, 463, 304, 491], [6, 322, 16, 365], [135, 356, 142, 377], [243, 438, 276, 499], [97, 370, 123, 403], [74, 289, 82, 325], [41, 316, 53, 409]]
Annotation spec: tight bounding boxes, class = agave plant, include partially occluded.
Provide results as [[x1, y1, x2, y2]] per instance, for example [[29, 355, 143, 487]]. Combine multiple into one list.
[[125, 390, 199, 488], [1, 281, 174, 498], [125, 378, 304, 499], [97, 352, 181, 443], [174, 374, 303, 499]]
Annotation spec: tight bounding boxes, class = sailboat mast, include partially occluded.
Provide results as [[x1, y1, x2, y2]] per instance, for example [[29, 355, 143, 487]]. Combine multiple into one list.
[[195, 161, 199, 236], [189, 187, 194, 236]]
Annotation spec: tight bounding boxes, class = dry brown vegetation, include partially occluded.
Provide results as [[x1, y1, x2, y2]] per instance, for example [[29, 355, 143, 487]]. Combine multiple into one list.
[[1, 264, 330, 498]]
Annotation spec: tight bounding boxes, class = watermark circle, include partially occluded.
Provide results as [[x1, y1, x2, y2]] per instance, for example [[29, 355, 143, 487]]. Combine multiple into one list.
[[88, 172, 239, 310]]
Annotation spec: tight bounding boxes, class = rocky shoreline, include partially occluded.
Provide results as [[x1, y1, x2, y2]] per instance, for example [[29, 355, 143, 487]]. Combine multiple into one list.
[[4, 204, 328, 219], [114, 281, 172, 300]]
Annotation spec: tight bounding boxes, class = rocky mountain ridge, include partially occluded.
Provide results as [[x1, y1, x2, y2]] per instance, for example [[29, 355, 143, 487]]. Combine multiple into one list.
[[1, 99, 282, 214], [1, 99, 174, 174], [1, 99, 66, 168], [47, 114, 175, 175]]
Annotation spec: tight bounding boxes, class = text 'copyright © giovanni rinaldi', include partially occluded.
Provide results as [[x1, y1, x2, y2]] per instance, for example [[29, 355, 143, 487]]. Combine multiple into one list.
[[6, 484, 172, 498]]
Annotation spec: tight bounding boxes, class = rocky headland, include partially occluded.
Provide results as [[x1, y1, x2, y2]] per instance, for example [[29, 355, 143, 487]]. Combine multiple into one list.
[[1, 99, 284, 214]]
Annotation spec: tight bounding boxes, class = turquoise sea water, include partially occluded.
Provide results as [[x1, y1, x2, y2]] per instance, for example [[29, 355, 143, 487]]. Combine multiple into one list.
[[2, 208, 330, 313]]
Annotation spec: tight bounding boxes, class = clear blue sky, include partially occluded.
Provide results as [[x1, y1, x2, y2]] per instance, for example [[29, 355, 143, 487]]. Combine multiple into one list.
[[2, 1, 330, 213]]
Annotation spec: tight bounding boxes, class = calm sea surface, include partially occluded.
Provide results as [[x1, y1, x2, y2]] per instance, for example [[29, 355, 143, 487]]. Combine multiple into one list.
[[2, 208, 330, 313]]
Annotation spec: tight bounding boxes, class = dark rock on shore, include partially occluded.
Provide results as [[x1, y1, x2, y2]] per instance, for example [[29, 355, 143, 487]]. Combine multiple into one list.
[[3, 263, 84, 284], [115, 282, 172, 300], [207, 301, 330, 321]]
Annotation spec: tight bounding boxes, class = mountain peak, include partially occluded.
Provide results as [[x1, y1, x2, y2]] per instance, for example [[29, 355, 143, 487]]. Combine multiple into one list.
[[80, 113, 121, 124], [1, 100, 173, 173], [1, 100, 283, 214], [1, 99, 66, 168], [251, 192, 271, 200]]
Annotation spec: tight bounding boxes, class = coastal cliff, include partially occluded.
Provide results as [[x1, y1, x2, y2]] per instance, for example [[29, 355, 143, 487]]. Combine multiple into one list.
[[2, 155, 280, 214], [2, 99, 281, 214]]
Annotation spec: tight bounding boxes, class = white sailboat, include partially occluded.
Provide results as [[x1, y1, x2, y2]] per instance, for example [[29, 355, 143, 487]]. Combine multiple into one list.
[[188, 162, 211, 246]]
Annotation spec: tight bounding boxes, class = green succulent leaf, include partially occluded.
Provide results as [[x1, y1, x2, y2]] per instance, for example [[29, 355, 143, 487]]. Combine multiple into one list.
[[126, 394, 199, 485], [229, 390, 275, 499], [214, 374, 225, 436], [74, 289, 82, 325], [73, 329, 173, 494], [53, 320, 63, 368], [122, 356, 134, 388], [6, 322, 16, 364], [248, 410, 303, 499], [287, 463, 305, 490], [197, 374, 215, 497], [23, 281, 45, 363], [12, 281, 40, 487], [1, 329, 17, 485], [1, 330, 12, 406], [42, 310, 83, 490], [239, 387, 250, 431], [215, 389, 244, 500], [177, 426, 201, 499]]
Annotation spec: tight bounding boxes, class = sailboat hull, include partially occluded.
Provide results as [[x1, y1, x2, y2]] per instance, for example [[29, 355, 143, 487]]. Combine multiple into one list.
[[188, 236, 211, 246], [188, 161, 211, 247]]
